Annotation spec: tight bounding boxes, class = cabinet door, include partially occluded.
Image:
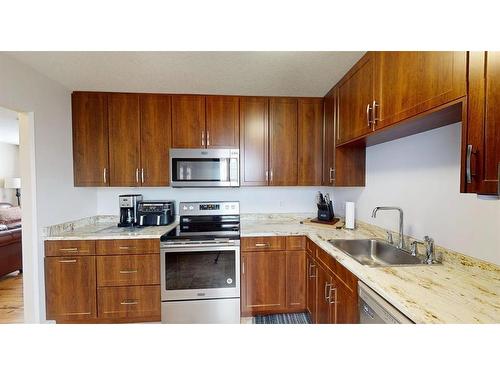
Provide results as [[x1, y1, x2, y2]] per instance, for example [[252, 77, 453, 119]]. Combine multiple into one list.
[[206, 96, 239, 148], [467, 51, 500, 195], [298, 98, 323, 186], [269, 97, 298, 185], [171, 95, 206, 148], [315, 264, 333, 324], [108, 93, 141, 186], [45, 256, 96, 321], [72, 92, 109, 186], [375, 51, 466, 130], [240, 97, 269, 186], [241, 251, 286, 315], [335, 285, 358, 324], [323, 91, 335, 186], [285, 251, 306, 310], [306, 255, 317, 322], [140, 94, 171, 186], [337, 53, 374, 144]]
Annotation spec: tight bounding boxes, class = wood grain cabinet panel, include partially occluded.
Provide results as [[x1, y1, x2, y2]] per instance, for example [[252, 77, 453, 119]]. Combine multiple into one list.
[[206, 96, 239, 148], [45, 256, 97, 321], [269, 97, 298, 185], [334, 285, 358, 324], [285, 236, 305, 251], [323, 90, 335, 186], [97, 285, 160, 320], [45, 240, 95, 257], [72, 92, 109, 186], [96, 254, 160, 287], [306, 253, 317, 322], [171, 95, 206, 148], [298, 98, 323, 185], [96, 239, 159, 255], [140, 94, 171, 186], [337, 53, 375, 144], [108, 93, 141, 186], [241, 236, 286, 252], [466, 51, 500, 195], [241, 251, 286, 315], [315, 263, 334, 324], [239, 97, 269, 186], [286, 250, 306, 310]]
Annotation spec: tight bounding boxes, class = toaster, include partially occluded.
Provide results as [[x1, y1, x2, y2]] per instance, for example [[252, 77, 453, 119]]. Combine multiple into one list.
[[137, 200, 175, 226]]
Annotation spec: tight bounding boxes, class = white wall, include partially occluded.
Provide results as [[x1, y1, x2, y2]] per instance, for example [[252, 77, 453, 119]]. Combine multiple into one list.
[[0, 53, 98, 322], [332, 123, 500, 265], [97, 186, 329, 215], [0, 141, 20, 205]]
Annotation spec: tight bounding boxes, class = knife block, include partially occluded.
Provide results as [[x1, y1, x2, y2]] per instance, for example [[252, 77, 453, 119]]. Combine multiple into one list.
[[317, 201, 334, 221]]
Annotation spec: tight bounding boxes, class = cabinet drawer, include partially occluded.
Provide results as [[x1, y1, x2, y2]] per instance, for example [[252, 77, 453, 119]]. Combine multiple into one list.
[[96, 239, 159, 255], [45, 240, 95, 257], [334, 261, 358, 295], [96, 254, 160, 287], [306, 238, 317, 256], [316, 247, 337, 275], [286, 236, 306, 251], [97, 285, 160, 320], [241, 236, 286, 252]]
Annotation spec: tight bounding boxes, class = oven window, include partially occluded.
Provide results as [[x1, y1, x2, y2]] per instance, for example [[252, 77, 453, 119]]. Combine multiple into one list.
[[172, 158, 228, 182], [165, 251, 236, 290]]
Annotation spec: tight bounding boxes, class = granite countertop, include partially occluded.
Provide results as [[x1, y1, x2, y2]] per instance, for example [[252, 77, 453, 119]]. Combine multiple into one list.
[[43, 213, 500, 323]]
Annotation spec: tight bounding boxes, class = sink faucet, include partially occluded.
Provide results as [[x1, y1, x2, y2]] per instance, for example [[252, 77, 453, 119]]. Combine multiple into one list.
[[371, 207, 405, 250]]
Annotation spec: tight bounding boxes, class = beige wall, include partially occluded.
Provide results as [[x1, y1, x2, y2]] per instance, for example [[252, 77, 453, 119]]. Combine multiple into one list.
[[0, 141, 20, 205]]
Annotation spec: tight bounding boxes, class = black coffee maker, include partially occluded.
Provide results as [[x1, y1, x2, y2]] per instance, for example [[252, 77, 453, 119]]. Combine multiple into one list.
[[118, 194, 143, 227]]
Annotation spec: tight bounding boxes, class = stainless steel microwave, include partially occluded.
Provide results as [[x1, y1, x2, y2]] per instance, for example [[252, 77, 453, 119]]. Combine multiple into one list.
[[169, 148, 240, 187]]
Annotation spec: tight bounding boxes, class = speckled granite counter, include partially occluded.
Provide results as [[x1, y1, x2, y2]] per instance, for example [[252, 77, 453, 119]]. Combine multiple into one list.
[[43, 213, 500, 323], [241, 214, 500, 324]]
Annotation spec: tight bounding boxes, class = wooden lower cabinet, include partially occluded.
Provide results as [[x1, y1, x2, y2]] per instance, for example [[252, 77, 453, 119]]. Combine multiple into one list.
[[45, 239, 160, 323], [241, 251, 287, 316], [315, 264, 335, 324], [285, 250, 306, 310], [306, 254, 317, 322], [45, 255, 97, 321]]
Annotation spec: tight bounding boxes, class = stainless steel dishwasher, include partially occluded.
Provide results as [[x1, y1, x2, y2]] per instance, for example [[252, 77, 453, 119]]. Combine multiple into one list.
[[358, 281, 414, 324]]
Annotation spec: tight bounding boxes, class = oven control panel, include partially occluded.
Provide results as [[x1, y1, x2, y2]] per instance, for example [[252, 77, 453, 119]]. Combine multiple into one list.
[[179, 201, 239, 216]]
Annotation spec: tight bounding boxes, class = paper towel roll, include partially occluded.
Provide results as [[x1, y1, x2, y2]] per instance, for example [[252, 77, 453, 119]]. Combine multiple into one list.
[[345, 201, 355, 229]]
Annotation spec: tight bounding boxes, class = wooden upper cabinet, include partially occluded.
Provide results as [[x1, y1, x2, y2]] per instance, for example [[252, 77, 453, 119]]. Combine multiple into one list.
[[171, 95, 206, 148], [240, 97, 269, 186], [323, 91, 335, 186], [466, 51, 500, 195], [140, 94, 171, 186], [298, 98, 323, 186], [269, 97, 298, 186], [45, 256, 97, 321], [108, 93, 141, 186], [72, 92, 109, 186], [206, 96, 239, 148], [337, 53, 375, 144], [375, 51, 467, 130]]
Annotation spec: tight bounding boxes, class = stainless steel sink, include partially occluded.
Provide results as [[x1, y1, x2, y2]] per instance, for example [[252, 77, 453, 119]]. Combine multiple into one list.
[[329, 239, 425, 267]]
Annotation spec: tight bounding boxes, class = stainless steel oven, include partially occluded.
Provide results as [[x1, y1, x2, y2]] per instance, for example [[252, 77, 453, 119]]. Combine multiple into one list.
[[160, 201, 241, 323], [169, 148, 239, 187]]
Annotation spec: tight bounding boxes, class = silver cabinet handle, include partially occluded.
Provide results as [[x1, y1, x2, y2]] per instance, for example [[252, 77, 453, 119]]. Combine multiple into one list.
[[265, 170, 269, 182], [329, 168, 334, 183], [372, 100, 379, 130], [135, 168, 139, 184], [141, 168, 144, 184], [366, 103, 372, 128], [119, 270, 138, 274], [119, 246, 136, 250], [242, 259, 245, 275], [58, 259, 77, 263], [254, 243, 270, 248], [270, 169, 274, 182], [207, 130, 210, 146], [120, 300, 139, 305], [324, 282, 330, 301], [329, 286, 337, 305], [308, 263, 316, 278], [59, 247, 78, 252], [466, 144, 474, 183], [103, 168, 107, 184], [201, 130, 205, 146]]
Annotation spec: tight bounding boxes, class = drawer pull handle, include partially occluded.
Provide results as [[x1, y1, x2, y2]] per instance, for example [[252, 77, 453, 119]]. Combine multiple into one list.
[[58, 259, 77, 263], [119, 270, 138, 274], [121, 300, 139, 305], [254, 243, 270, 247], [60, 248, 78, 252], [119, 246, 136, 250]]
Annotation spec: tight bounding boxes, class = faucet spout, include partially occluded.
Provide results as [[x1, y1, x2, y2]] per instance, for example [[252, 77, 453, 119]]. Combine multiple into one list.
[[370, 206, 405, 250]]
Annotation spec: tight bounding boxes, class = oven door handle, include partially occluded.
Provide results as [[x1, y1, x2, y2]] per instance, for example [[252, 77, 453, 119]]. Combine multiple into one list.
[[160, 245, 240, 254]]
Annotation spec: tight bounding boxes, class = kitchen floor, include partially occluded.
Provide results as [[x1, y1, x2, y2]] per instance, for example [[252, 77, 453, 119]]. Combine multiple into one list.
[[0, 271, 24, 323]]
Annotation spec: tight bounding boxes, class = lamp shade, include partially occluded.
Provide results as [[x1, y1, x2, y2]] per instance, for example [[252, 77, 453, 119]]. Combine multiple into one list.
[[4, 177, 21, 189]]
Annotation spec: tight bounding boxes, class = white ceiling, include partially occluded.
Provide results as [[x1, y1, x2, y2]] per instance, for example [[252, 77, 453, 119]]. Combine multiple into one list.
[[6, 52, 364, 97], [0, 107, 19, 145]]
